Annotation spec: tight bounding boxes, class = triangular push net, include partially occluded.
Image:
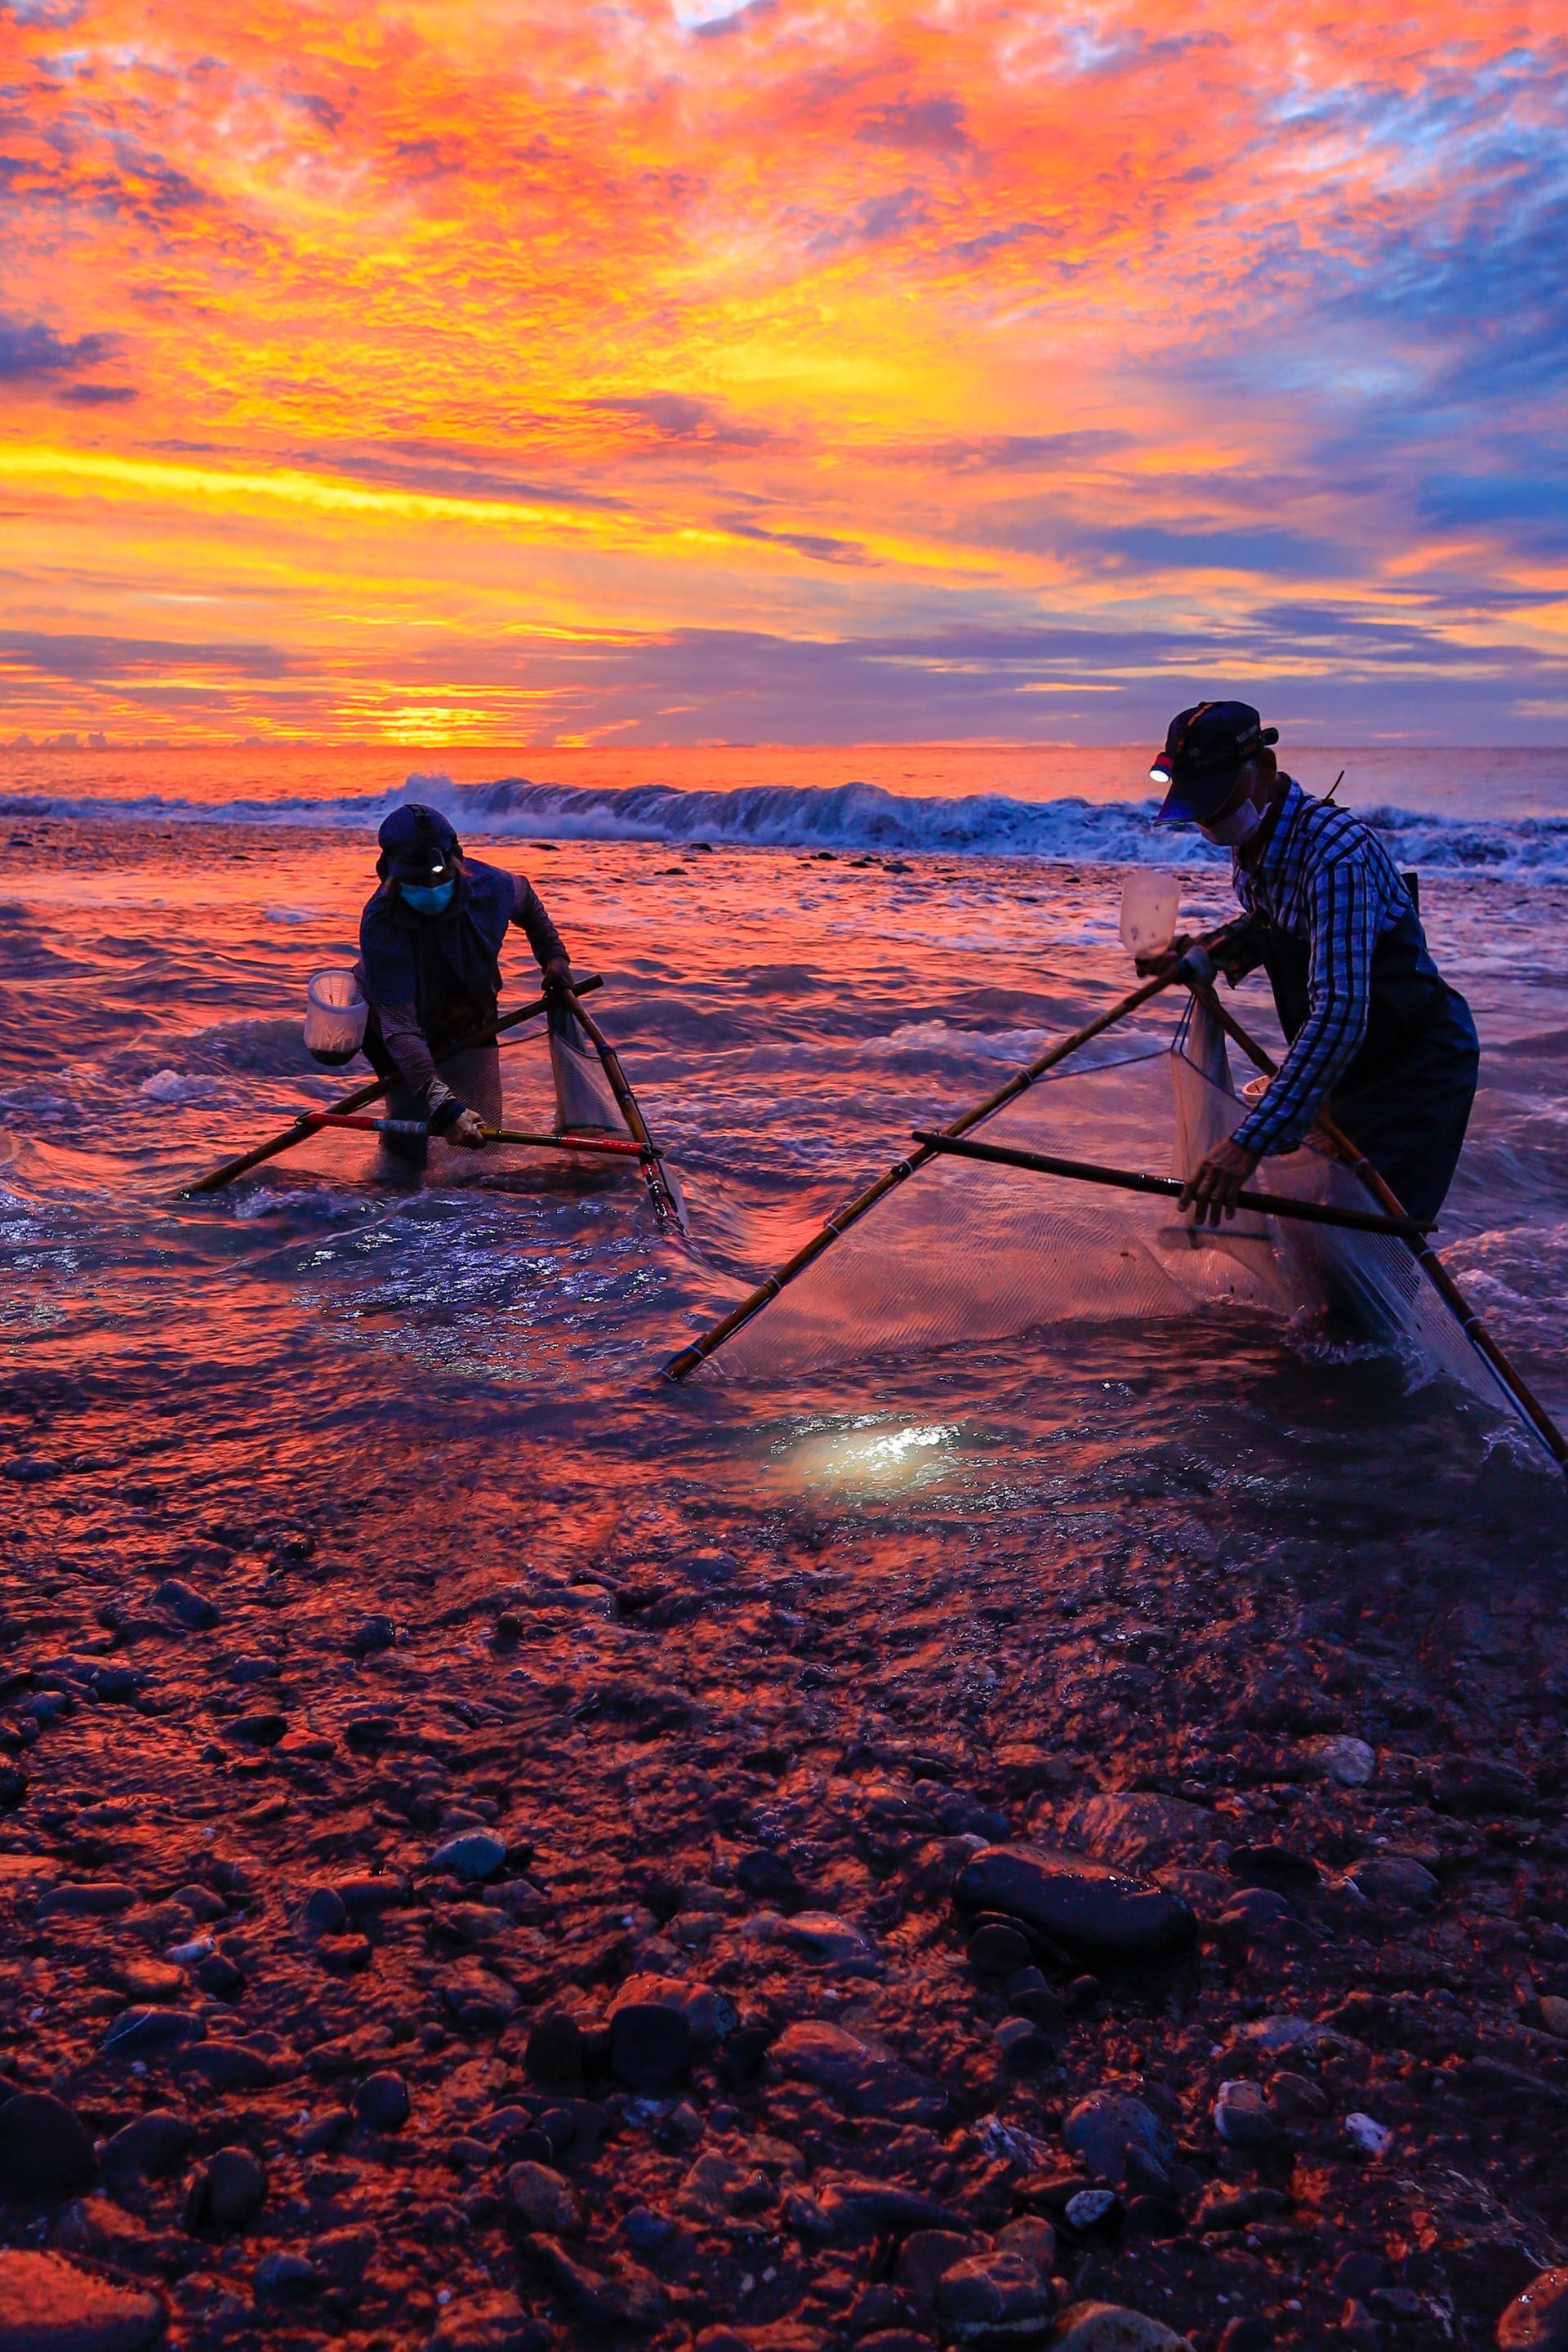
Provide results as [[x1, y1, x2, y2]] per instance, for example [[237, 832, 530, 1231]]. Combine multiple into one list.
[[695, 995, 1539, 1446]]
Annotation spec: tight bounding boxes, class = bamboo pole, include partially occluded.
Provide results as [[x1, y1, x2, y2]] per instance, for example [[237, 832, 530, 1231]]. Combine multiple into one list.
[[911, 1131, 1431, 1240], [558, 986, 683, 1227], [183, 973, 603, 1195], [1188, 982, 1568, 1472], [661, 945, 1218, 1383], [483, 1127, 644, 1159]]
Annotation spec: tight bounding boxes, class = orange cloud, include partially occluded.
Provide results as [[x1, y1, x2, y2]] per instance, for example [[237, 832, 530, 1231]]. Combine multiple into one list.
[[0, 0, 1561, 742]]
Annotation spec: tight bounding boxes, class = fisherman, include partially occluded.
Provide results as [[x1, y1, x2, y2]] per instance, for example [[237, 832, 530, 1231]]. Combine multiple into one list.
[[357, 802, 572, 1165], [1141, 701, 1479, 1227]]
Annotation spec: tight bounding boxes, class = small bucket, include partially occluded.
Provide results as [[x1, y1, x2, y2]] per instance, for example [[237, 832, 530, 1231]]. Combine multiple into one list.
[[1119, 871, 1180, 960], [303, 970, 368, 1067]]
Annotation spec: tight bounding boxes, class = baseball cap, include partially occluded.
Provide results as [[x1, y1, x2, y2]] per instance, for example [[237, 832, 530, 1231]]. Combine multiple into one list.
[[377, 803, 461, 880], [1149, 702, 1279, 823]]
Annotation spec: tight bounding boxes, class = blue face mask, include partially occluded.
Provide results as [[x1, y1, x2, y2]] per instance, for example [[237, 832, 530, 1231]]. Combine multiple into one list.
[[400, 877, 456, 915]]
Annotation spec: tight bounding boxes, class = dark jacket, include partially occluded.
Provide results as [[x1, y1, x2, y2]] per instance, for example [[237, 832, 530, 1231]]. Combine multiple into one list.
[[355, 856, 565, 1116]]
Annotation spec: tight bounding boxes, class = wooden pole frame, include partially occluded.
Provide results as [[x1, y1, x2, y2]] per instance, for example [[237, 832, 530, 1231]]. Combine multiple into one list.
[[660, 938, 1231, 1381], [183, 973, 603, 1195]]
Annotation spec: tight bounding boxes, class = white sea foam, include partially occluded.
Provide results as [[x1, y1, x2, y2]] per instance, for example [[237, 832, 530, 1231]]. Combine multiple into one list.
[[5, 771, 1568, 877]]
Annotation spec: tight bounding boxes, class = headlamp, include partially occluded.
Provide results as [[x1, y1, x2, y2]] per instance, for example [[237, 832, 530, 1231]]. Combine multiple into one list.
[[1149, 760, 1173, 785]]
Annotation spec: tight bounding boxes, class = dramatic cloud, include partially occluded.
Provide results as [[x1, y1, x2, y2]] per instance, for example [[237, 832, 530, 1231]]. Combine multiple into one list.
[[0, 0, 1561, 745]]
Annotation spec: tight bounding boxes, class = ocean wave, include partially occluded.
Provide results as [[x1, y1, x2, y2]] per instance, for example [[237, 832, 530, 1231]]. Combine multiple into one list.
[[5, 771, 1568, 877]]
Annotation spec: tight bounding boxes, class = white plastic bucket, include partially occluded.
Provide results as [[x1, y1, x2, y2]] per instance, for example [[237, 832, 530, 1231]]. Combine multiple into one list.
[[303, 970, 368, 1067], [1119, 871, 1180, 960]]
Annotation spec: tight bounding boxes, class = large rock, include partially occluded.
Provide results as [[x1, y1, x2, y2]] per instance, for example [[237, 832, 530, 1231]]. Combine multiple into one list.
[[0, 2251, 165, 2351], [1062, 2091, 1175, 2186], [1047, 2306, 1194, 2350], [1350, 1855, 1439, 1909], [0, 2093, 97, 2203], [1499, 2268, 1568, 2352], [936, 2250, 1057, 2345], [772, 2020, 944, 2121], [955, 1846, 1194, 1963]]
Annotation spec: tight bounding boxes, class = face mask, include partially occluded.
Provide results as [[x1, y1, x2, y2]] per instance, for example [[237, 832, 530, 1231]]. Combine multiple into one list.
[[1202, 797, 1263, 849], [400, 878, 456, 915]]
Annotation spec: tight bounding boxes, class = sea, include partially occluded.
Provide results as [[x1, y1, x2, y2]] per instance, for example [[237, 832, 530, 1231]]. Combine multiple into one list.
[[2, 742, 1565, 1579]]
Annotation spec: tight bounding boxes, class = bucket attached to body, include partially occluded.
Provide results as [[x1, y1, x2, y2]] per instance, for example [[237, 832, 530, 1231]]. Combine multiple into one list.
[[304, 970, 368, 1067]]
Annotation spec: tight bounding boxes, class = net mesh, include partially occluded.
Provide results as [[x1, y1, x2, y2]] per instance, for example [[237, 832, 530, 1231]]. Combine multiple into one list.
[[548, 1000, 627, 1134], [704, 999, 1533, 1438]]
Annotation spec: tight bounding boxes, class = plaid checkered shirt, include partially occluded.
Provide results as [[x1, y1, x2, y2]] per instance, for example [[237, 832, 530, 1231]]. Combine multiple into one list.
[[1227, 778, 1416, 1158]]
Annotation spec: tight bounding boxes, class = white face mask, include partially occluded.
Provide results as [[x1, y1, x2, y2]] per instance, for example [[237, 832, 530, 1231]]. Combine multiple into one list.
[[1202, 796, 1263, 849]]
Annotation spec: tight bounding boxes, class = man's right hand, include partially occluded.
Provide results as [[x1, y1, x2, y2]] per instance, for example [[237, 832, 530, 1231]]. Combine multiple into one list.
[[1134, 947, 1183, 979], [446, 1107, 489, 1149]]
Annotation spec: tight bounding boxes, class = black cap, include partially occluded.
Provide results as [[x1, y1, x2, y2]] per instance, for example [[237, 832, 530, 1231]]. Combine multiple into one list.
[[378, 802, 460, 880], [1150, 702, 1279, 822]]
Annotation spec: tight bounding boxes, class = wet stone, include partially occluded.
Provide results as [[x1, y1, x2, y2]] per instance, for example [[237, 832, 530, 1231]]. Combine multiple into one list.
[[1225, 1844, 1319, 1895], [185, 2145, 266, 2232], [443, 1967, 521, 2031], [428, 2292, 546, 2352], [937, 2251, 1057, 2345], [1063, 2189, 1117, 2232], [996, 2016, 1054, 2075], [782, 1910, 879, 1968], [1432, 1757, 1534, 1815], [506, 2159, 583, 2234], [956, 1846, 1195, 1963], [525, 2011, 584, 2088], [1350, 1854, 1439, 1909], [1213, 2078, 1279, 2150], [892, 2228, 978, 2303], [0, 2091, 97, 2203], [351, 2071, 410, 2131], [0, 2250, 164, 2351], [609, 2001, 692, 2093], [0, 1765, 27, 1815], [38, 1882, 138, 1920], [182, 2041, 274, 2091], [736, 1849, 807, 1909], [1498, 2267, 1568, 2351], [315, 1934, 372, 1975], [152, 1578, 220, 1629], [300, 1885, 348, 1936], [1297, 1733, 1374, 1785], [99, 2111, 193, 2185], [1046, 2305, 1195, 2350], [772, 2020, 942, 2121], [969, 1922, 1033, 1975], [433, 1831, 507, 1883], [1062, 2091, 1174, 2187], [102, 2007, 204, 2060]]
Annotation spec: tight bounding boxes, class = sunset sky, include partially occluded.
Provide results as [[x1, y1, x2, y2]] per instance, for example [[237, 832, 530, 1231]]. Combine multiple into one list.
[[0, 0, 1562, 747]]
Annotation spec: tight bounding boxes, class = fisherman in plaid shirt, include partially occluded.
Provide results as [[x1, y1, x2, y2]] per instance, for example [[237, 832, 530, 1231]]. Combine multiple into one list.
[[1140, 701, 1479, 1228]]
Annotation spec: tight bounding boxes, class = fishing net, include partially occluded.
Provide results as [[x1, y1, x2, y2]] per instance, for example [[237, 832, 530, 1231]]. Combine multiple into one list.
[[548, 999, 627, 1134], [703, 997, 1533, 1437]]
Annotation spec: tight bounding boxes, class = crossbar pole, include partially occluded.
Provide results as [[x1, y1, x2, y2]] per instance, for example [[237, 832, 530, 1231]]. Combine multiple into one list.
[[912, 1130, 1431, 1239]]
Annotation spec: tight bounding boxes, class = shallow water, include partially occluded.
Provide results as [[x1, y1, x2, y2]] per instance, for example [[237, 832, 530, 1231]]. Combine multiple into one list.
[[2, 758, 1565, 1567]]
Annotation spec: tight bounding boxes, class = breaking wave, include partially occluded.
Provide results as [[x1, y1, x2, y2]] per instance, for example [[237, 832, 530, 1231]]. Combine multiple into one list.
[[5, 771, 1568, 876]]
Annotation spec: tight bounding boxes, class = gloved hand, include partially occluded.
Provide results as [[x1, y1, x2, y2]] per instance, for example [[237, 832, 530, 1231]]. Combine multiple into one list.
[[446, 1107, 489, 1150], [543, 956, 573, 996]]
